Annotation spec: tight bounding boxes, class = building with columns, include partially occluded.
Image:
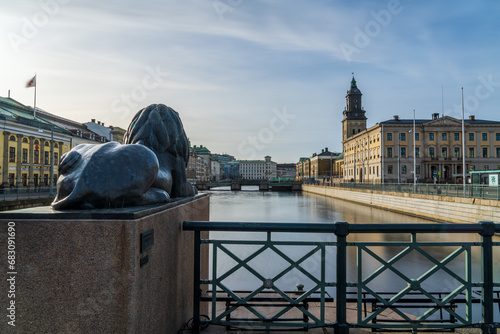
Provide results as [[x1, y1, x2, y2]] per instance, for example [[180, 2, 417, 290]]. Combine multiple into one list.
[[0, 97, 72, 188], [341, 77, 500, 183]]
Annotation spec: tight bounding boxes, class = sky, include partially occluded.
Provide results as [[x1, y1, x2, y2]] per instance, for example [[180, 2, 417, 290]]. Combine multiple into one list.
[[1, 0, 500, 163]]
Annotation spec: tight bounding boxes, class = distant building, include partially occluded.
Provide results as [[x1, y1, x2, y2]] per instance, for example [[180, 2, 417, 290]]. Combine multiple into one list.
[[239, 156, 277, 181], [191, 145, 211, 165], [85, 119, 126, 144], [223, 161, 240, 180], [341, 76, 500, 183], [295, 148, 341, 184], [210, 160, 221, 181], [276, 163, 296, 180]]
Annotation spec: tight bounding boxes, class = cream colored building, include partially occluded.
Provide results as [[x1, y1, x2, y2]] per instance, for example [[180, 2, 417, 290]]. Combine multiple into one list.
[[341, 77, 500, 183], [239, 156, 277, 181]]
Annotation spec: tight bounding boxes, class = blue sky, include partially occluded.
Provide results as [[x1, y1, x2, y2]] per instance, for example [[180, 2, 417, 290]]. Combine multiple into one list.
[[1, 0, 500, 163]]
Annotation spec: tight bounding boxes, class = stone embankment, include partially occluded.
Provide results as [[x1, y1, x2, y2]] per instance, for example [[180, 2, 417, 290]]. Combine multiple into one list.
[[303, 185, 500, 224]]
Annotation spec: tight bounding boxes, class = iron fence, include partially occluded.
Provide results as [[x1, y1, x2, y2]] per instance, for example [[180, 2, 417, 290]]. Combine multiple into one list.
[[0, 187, 54, 201], [338, 183, 500, 200], [184, 221, 500, 334]]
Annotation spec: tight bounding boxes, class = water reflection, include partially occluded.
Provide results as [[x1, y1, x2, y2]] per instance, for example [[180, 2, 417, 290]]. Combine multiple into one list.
[[206, 188, 499, 321]]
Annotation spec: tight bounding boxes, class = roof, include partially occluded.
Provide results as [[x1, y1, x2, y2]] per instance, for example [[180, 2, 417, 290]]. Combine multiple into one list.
[[0, 97, 72, 135], [380, 116, 500, 125]]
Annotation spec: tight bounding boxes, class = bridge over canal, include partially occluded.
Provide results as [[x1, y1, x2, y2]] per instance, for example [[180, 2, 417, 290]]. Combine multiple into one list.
[[194, 180, 302, 191]]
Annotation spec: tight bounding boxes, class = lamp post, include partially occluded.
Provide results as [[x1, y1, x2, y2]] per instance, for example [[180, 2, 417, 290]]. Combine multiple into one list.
[[49, 126, 54, 196]]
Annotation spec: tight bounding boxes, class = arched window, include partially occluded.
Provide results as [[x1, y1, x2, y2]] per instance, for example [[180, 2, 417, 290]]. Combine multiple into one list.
[[9, 135, 16, 141], [22, 138, 28, 143], [45, 142, 49, 147], [34, 140, 39, 145], [54, 143, 59, 148]]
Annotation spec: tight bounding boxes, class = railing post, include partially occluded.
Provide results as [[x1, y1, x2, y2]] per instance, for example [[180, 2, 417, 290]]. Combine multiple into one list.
[[192, 230, 202, 334], [479, 221, 495, 334], [334, 221, 349, 334]]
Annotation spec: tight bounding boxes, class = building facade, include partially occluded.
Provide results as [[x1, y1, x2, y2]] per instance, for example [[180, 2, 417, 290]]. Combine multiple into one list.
[[341, 78, 500, 183], [239, 156, 277, 180], [0, 97, 72, 188], [295, 149, 341, 183]]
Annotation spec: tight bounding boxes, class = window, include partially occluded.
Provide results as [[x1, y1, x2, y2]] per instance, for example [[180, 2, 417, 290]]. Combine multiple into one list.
[[34, 150, 39, 164], [482, 147, 488, 158], [415, 147, 420, 158], [44, 141, 49, 147], [482, 133, 488, 141], [469, 165, 475, 171], [400, 133, 406, 141], [442, 133, 447, 141], [377, 166, 379, 176], [416, 165, 421, 174], [9, 147, 15, 162], [415, 133, 420, 141], [454, 133, 460, 141], [54, 143, 59, 148], [469, 133, 474, 141], [54, 152, 58, 164], [497, 147, 500, 158], [22, 148, 28, 163], [429, 133, 435, 141], [22, 137, 28, 143], [469, 147, 475, 158], [9, 135, 16, 141], [388, 165, 393, 174], [401, 147, 406, 158], [484, 165, 489, 170], [442, 147, 448, 158], [44, 152, 49, 165], [496, 133, 500, 141], [402, 165, 407, 174], [44, 174, 49, 186], [429, 147, 435, 158], [387, 133, 393, 141], [387, 147, 393, 157], [454, 147, 460, 158]]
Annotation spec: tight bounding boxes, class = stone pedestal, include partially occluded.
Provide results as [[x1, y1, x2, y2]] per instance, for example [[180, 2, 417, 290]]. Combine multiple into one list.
[[0, 194, 209, 333]]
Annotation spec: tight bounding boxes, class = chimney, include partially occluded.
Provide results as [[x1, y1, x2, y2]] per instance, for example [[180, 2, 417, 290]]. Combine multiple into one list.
[[432, 113, 439, 120], [91, 119, 95, 123], [325, 147, 329, 152], [102, 122, 104, 126], [469, 115, 475, 120], [97, 121, 101, 125], [8, 90, 10, 98], [393, 115, 399, 120]]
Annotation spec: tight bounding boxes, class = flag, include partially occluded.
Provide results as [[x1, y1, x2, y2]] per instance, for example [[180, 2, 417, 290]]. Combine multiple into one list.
[[26, 75, 36, 88]]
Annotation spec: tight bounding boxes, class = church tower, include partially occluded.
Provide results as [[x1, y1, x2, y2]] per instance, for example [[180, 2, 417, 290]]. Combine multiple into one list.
[[342, 75, 367, 143]]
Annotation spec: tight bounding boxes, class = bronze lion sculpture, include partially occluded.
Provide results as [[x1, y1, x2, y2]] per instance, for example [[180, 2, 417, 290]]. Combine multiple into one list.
[[51, 104, 197, 210]]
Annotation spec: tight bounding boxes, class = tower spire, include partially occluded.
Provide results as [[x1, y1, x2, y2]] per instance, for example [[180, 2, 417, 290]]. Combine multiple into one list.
[[351, 72, 356, 87]]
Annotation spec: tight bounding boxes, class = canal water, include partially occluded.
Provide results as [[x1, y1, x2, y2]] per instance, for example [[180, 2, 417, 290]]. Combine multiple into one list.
[[205, 186, 500, 322]]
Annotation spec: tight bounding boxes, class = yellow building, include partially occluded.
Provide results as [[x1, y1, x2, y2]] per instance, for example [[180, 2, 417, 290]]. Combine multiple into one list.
[[0, 97, 72, 188], [341, 77, 500, 183], [296, 148, 341, 183]]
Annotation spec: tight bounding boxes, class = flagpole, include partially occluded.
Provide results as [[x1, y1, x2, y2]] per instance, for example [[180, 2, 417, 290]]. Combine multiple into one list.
[[413, 109, 416, 190], [462, 87, 466, 197], [33, 73, 37, 119]]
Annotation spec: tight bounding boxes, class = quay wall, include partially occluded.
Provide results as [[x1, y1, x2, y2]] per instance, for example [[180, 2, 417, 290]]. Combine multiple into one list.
[[303, 185, 500, 224]]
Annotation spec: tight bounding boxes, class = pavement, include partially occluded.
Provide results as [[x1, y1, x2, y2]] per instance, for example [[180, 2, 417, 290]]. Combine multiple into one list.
[[198, 300, 482, 334]]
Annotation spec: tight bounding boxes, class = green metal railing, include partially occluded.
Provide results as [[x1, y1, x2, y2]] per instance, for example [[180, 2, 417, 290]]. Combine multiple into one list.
[[183, 221, 500, 334], [338, 182, 500, 200]]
